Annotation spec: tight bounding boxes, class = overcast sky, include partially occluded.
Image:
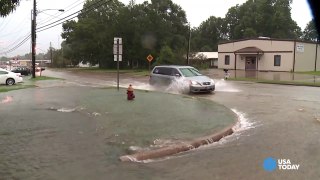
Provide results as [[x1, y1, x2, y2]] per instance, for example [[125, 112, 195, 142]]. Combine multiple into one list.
[[0, 0, 313, 58]]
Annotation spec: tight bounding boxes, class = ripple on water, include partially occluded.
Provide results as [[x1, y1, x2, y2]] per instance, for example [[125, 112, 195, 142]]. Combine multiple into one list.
[[0, 127, 68, 179]]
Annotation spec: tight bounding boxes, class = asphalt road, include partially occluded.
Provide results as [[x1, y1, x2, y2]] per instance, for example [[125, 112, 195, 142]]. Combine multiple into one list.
[[1, 69, 320, 180]]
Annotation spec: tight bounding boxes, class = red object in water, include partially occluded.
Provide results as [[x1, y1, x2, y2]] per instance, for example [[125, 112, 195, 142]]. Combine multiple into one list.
[[127, 84, 135, 100]]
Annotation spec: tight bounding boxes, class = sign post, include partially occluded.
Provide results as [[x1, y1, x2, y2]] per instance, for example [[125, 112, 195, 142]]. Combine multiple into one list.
[[113, 37, 122, 91], [146, 54, 153, 72]]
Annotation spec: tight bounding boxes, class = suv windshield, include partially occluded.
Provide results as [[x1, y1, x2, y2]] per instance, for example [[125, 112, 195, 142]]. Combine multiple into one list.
[[179, 68, 202, 77]]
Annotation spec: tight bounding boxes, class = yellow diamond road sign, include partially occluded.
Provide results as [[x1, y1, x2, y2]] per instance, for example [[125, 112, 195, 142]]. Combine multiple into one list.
[[147, 54, 153, 62]]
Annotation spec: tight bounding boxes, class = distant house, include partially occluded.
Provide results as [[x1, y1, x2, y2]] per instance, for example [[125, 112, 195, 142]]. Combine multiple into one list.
[[191, 52, 218, 68], [218, 38, 320, 72]]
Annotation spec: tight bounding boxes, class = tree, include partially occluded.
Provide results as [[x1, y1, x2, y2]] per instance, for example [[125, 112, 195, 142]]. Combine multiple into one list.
[[61, 0, 189, 69], [0, 0, 20, 17], [271, 0, 302, 38], [191, 16, 227, 51], [0, 56, 8, 61], [156, 45, 175, 65], [62, 0, 126, 68], [224, 0, 302, 40], [302, 19, 319, 42], [224, 5, 241, 39]]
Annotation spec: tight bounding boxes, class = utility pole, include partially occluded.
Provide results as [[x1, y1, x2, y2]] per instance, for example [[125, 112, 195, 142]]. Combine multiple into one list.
[[186, 22, 191, 65], [31, 0, 37, 78], [50, 42, 53, 66]]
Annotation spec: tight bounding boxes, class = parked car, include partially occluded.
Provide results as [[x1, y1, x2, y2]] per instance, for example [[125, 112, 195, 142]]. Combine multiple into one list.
[[11, 67, 31, 76], [149, 65, 215, 93], [0, 68, 23, 85]]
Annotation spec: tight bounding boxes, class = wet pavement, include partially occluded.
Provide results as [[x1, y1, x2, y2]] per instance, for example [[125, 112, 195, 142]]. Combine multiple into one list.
[[1, 68, 320, 180], [203, 69, 320, 83]]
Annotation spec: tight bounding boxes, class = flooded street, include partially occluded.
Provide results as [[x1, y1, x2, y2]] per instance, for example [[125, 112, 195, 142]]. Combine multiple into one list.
[[1, 69, 319, 179]]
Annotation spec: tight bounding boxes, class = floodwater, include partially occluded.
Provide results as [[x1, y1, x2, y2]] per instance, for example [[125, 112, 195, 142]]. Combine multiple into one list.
[[1, 69, 319, 179], [0, 85, 240, 179]]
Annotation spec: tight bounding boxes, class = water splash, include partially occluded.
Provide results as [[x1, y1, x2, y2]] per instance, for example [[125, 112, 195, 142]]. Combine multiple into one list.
[[135, 109, 257, 163], [119, 82, 155, 91], [119, 78, 240, 94], [231, 109, 256, 132], [119, 78, 189, 94], [57, 108, 77, 112], [215, 79, 241, 92], [48, 106, 86, 113], [151, 138, 187, 148], [164, 78, 190, 94], [314, 113, 320, 122], [182, 109, 257, 152]]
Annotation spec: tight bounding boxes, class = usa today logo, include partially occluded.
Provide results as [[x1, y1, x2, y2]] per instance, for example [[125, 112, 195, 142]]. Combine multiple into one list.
[[263, 157, 300, 172]]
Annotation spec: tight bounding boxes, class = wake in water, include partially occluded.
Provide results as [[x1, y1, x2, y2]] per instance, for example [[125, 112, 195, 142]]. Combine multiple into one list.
[[199, 109, 258, 149], [120, 109, 257, 163], [118, 78, 240, 94], [215, 79, 241, 92]]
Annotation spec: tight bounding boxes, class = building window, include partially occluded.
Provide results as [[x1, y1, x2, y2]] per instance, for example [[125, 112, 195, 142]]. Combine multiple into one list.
[[274, 55, 281, 66], [225, 55, 230, 65]]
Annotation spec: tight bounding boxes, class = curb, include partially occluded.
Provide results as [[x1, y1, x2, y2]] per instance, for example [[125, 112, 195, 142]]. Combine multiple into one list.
[[119, 122, 237, 162]]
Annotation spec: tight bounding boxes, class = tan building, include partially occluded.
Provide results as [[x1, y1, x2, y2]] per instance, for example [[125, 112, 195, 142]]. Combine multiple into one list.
[[218, 38, 320, 72]]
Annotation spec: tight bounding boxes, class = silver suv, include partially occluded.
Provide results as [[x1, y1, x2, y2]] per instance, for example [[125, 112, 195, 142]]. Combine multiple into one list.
[[149, 65, 215, 93]]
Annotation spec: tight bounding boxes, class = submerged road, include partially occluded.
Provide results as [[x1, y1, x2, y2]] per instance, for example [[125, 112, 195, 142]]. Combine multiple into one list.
[[1, 69, 320, 179]]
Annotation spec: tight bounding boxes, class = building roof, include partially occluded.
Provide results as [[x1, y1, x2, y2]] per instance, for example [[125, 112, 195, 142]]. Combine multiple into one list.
[[195, 52, 218, 59], [218, 37, 319, 45], [234, 46, 264, 54]]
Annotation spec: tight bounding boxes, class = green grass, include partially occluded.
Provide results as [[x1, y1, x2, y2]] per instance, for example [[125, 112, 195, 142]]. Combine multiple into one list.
[[0, 76, 63, 93], [29, 76, 63, 81], [228, 77, 320, 87], [67, 68, 150, 76], [0, 84, 36, 93], [296, 71, 320, 76]]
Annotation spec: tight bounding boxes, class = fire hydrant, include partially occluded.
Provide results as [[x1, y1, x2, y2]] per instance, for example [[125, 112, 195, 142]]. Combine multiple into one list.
[[127, 84, 135, 100]]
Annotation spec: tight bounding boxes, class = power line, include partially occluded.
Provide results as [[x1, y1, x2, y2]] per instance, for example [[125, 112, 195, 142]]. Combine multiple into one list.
[[1, 32, 31, 51], [0, 17, 29, 38], [37, 0, 108, 31], [0, 35, 31, 55], [0, 13, 15, 32], [37, 0, 85, 26], [1, 0, 111, 56]]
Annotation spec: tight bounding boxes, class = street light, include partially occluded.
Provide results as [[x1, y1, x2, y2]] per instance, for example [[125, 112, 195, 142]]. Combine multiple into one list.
[[31, 0, 64, 78]]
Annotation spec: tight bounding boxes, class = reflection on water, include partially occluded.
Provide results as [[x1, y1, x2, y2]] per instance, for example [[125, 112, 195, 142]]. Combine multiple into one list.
[[1, 96, 13, 104]]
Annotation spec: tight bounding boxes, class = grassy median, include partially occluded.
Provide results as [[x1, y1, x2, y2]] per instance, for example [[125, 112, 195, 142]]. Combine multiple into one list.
[[29, 76, 63, 81], [66, 67, 150, 76], [0, 84, 36, 93], [0, 76, 63, 93], [297, 71, 320, 76]]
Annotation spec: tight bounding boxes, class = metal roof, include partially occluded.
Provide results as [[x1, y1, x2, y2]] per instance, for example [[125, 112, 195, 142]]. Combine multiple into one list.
[[194, 52, 218, 59]]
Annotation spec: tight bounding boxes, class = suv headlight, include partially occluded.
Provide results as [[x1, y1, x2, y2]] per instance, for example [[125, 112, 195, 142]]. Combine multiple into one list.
[[190, 80, 200, 85], [210, 79, 215, 84]]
